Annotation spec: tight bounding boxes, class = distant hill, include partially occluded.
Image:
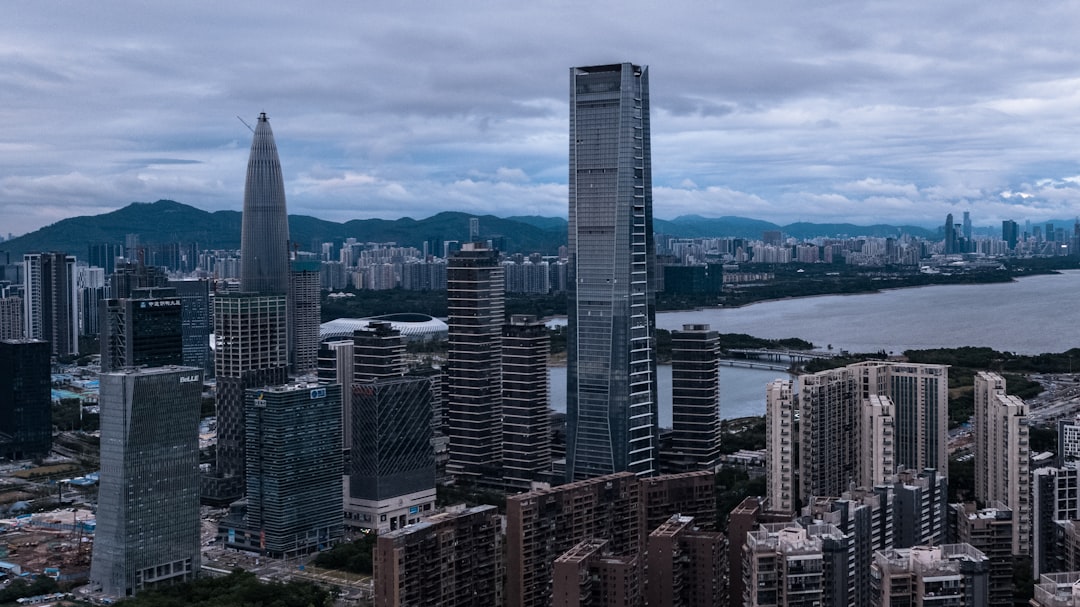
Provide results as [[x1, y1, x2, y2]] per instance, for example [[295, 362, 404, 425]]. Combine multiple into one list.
[[0, 200, 944, 260]]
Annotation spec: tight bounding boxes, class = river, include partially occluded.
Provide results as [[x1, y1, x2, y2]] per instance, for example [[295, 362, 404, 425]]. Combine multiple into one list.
[[548, 269, 1080, 425]]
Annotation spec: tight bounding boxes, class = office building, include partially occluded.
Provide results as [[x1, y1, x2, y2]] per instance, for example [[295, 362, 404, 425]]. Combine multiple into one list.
[[502, 314, 551, 490], [288, 258, 320, 374], [240, 113, 291, 297], [973, 371, 1031, 554], [1003, 219, 1020, 250], [373, 504, 501, 607], [209, 292, 288, 502], [91, 366, 202, 597], [566, 63, 659, 481], [0, 340, 52, 459], [645, 514, 726, 607], [668, 324, 721, 469], [220, 382, 342, 557], [77, 265, 106, 338], [100, 294, 183, 372], [445, 243, 504, 483], [168, 279, 212, 375], [207, 113, 292, 503], [506, 471, 644, 607], [766, 379, 796, 515], [870, 544, 990, 606], [948, 502, 1014, 607], [109, 261, 169, 300], [349, 376, 435, 532], [23, 252, 78, 357]]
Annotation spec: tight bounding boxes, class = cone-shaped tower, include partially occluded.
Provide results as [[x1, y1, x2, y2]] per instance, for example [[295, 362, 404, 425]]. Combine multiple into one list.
[[240, 113, 290, 295]]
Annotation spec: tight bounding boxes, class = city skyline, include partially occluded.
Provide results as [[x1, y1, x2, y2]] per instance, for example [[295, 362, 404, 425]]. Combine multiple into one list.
[[5, 3, 1080, 236]]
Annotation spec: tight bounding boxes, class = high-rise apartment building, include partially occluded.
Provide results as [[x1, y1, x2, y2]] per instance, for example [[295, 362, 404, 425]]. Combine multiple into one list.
[[742, 522, 850, 606], [445, 243, 504, 483], [788, 361, 947, 504], [23, 252, 78, 357], [502, 315, 551, 490], [506, 471, 644, 607], [552, 540, 642, 607], [1032, 571, 1080, 606], [973, 371, 1031, 554], [566, 62, 658, 481], [219, 382, 342, 557], [373, 505, 502, 607], [0, 295, 23, 340], [870, 544, 990, 606], [668, 324, 721, 469], [645, 514, 726, 607], [1033, 466, 1080, 576], [0, 339, 52, 459], [948, 502, 1014, 607], [91, 366, 202, 597], [766, 379, 796, 515]]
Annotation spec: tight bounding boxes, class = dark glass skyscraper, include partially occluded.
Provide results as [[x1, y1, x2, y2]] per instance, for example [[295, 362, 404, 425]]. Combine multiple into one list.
[[0, 339, 52, 459], [207, 113, 291, 504], [240, 112, 290, 297], [566, 63, 659, 480]]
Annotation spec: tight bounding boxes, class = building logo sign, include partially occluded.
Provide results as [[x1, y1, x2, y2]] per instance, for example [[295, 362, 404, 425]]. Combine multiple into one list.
[[310, 388, 327, 399], [179, 375, 200, 383]]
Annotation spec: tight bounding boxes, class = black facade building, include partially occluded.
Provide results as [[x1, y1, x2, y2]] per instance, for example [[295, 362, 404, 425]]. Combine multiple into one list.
[[0, 340, 52, 459], [100, 293, 183, 372]]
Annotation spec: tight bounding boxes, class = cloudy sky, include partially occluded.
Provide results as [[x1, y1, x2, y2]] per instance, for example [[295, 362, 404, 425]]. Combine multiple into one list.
[[4, 1, 1080, 237]]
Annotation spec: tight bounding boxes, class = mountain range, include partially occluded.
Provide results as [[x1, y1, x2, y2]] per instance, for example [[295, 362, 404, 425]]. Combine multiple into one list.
[[0, 199, 946, 259]]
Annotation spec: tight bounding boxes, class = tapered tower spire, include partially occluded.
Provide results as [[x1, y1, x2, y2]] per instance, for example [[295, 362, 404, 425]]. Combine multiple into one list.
[[240, 112, 290, 295]]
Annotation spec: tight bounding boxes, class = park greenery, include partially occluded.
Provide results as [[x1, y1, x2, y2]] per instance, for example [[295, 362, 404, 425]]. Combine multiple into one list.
[[115, 570, 333, 607], [311, 532, 377, 575]]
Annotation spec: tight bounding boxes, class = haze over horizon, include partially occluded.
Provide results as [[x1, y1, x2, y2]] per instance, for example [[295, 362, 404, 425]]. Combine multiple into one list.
[[5, 2, 1080, 237]]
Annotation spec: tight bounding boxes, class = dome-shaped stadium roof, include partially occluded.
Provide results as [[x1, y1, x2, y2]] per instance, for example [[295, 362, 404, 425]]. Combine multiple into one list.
[[320, 314, 448, 342]]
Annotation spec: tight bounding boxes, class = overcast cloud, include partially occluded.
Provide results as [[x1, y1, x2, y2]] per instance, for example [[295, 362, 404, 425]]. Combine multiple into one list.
[[3, 1, 1080, 237]]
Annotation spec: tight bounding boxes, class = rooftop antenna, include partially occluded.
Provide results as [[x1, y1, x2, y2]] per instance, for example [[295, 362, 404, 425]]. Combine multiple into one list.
[[237, 116, 255, 133]]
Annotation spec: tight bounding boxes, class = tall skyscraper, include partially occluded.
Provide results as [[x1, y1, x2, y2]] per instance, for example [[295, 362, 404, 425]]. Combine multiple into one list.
[[0, 296, 23, 340], [207, 113, 292, 503], [91, 366, 203, 597], [0, 339, 52, 459], [766, 379, 796, 515], [1002, 220, 1019, 250], [23, 252, 78, 357], [566, 62, 658, 481], [668, 323, 721, 469], [445, 243, 504, 483], [240, 112, 290, 297], [210, 293, 288, 500], [501, 314, 551, 490]]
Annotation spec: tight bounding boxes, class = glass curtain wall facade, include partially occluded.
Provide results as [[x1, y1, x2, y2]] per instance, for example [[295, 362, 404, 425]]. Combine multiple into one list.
[[567, 63, 658, 480]]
